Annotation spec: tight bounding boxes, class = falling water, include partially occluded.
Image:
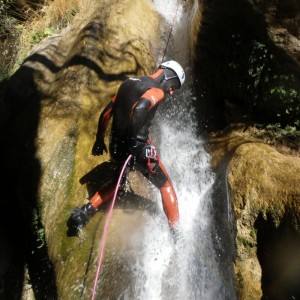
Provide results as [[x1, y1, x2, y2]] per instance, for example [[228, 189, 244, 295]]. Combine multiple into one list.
[[88, 1, 236, 299], [121, 1, 236, 299]]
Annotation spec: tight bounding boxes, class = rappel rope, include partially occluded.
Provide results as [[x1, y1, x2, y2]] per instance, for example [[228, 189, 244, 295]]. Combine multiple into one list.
[[91, 154, 132, 300], [90, 1, 183, 299], [160, 0, 182, 64]]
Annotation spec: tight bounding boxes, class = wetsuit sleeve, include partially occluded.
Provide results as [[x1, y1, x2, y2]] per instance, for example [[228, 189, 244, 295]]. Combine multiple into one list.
[[129, 88, 165, 141], [95, 97, 115, 140]]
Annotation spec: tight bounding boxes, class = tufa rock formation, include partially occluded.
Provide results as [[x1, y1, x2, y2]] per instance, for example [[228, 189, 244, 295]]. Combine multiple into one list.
[[0, 0, 299, 299]]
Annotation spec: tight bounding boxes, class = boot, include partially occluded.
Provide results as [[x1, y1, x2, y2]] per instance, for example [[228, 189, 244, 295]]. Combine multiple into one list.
[[70, 203, 96, 227]]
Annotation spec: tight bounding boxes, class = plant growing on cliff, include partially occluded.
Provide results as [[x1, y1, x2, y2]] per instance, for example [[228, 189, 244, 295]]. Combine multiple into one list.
[[0, 0, 88, 78], [266, 123, 300, 148], [247, 41, 271, 92], [251, 42, 299, 128], [31, 26, 54, 45], [32, 208, 45, 249], [230, 38, 300, 129], [0, 0, 11, 13]]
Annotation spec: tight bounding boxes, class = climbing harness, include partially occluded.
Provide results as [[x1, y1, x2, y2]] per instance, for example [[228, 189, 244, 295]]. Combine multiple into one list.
[[91, 155, 132, 300], [145, 144, 159, 174]]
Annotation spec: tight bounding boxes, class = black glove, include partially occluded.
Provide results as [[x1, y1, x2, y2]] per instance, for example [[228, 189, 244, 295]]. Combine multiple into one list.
[[129, 139, 144, 157], [92, 139, 107, 156]]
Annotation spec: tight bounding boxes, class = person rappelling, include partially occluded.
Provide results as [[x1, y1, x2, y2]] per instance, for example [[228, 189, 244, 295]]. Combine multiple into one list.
[[69, 60, 185, 238]]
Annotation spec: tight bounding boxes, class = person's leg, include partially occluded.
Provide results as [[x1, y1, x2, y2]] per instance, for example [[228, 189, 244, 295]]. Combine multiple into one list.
[[70, 165, 122, 227], [156, 160, 179, 228], [160, 182, 179, 228], [136, 147, 179, 229], [88, 180, 117, 209]]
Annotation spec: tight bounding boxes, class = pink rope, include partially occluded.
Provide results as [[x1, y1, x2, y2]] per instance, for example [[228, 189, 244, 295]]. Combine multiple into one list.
[[91, 155, 132, 300]]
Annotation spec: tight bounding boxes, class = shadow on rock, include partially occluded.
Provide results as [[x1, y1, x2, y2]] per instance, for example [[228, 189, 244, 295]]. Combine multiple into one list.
[[67, 161, 159, 237]]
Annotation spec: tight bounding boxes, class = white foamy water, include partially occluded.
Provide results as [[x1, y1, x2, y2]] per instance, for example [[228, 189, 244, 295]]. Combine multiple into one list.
[[135, 118, 222, 299], [153, 0, 184, 24], [96, 1, 236, 299], [126, 1, 228, 299]]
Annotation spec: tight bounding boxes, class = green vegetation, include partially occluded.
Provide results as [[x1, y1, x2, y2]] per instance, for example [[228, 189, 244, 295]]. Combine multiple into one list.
[[0, 0, 11, 13], [0, 0, 83, 79], [31, 26, 54, 45], [237, 235, 256, 252], [251, 123, 300, 150], [233, 39, 300, 130], [266, 123, 300, 139], [32, 208, 45, 249], [195, 2, 300, 134]]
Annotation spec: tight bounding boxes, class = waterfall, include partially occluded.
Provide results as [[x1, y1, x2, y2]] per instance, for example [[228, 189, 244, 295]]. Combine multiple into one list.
[[88, 1, 236, 299], [120, 1, 236, 299]]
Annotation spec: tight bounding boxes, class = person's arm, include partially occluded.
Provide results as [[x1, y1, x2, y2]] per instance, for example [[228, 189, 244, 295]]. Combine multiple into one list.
[[129, 87, 165, 149], [92, 97, 115, 156]]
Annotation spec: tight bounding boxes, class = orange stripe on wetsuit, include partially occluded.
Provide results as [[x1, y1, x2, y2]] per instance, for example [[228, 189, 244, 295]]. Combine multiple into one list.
[[141, 87, 165, 108], [130, 87, 164, 119]]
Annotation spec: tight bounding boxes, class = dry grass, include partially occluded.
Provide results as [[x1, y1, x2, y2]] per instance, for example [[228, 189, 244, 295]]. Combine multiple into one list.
[[1, 0, 96, 77], [9, 0, 37, 20], [42, 0, 81, 29]]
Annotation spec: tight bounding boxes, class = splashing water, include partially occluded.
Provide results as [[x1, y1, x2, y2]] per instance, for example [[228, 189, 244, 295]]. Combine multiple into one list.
[[134, 84, 225, 299], [128, 1, 234, 299], [153, 0, 184, 24], [136, 119, 222, 299], [88, 1, 235, 299]]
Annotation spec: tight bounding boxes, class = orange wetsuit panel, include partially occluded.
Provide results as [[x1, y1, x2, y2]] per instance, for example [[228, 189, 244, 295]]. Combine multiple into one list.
[[89, 181, 116, 209], [160, 180, 179, 228]]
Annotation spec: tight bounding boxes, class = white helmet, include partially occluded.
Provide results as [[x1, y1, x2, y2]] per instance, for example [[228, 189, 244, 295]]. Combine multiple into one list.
[[159, 60, 185, 87]]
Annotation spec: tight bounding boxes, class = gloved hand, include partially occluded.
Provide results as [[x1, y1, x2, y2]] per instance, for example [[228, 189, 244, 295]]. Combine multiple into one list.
[[92, 139, 107, 156]]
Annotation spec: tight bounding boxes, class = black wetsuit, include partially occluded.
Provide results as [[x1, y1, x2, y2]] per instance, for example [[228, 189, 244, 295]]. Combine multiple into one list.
[[91, 74, 179, 227], [97, 76, 168, 188]]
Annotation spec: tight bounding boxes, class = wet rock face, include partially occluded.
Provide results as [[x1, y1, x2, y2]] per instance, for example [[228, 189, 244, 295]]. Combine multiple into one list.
[[35, 1, 162, 298], [228, 142, 300, 299], [1, 0, 299, 298], [249, 0, 300, 64], [196, 2, 300, 296], [0, 0, 162, 298], [209, 126, 300, 299], [193, 0, 300, 131]]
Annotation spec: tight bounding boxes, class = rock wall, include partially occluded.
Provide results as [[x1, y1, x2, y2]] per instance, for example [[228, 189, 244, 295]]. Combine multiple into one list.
[[193, 0, 300, 297], [209, 125, 300, 299], [0, 0, 162, 299], [249, 0, 300, 65], [0, 0, 299, 299], [193, 0, 300, 131]]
